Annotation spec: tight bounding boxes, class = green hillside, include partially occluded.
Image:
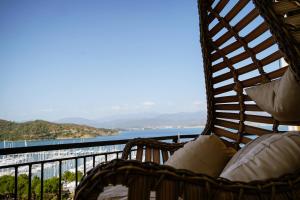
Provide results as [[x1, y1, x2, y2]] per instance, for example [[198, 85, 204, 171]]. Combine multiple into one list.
[[0, 119, 118, 141]]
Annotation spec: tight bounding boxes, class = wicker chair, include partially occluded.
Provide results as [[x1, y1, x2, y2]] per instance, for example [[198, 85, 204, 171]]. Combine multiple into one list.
[[75, 0, 300, 199]]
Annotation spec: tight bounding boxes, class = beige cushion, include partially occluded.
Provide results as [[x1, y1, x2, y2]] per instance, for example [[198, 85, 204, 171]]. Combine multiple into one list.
[[246, 68, 300, 121], [220, 132, 300, 182], [165, 135, 236, 177], [222, 134, 272, 173]]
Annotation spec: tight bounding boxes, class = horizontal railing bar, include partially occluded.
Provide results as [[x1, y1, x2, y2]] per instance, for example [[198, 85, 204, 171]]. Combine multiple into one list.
[[0, 134, 198, 155], [1, 139, 129, 155], [0, 150, 124, 169]]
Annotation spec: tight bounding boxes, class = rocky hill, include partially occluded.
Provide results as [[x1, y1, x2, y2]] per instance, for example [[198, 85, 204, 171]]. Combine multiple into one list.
[[0, 119, 118, 141]]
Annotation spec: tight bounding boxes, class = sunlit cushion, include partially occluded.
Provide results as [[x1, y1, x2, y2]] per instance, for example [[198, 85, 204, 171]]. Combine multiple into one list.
[[165, 135, 236, 177], [246, 67, 300, 121], [220, 132, 300, 182]]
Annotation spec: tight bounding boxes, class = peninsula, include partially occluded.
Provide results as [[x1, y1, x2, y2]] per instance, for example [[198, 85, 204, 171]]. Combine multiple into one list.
[[0, 119, 118, 141]]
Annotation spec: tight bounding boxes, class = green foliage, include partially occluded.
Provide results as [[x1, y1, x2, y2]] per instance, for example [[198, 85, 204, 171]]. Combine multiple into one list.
[[0, 171, 83, 200], [32, 176, 41, 198], [44, 177, 59, 194], [17, 174, 29, 199], [62, 171, 74, 182], [62, 171, 83, 182], [0, 172, 79, 199], [77, 171, 83, 181], [0, 175, 14, 195]]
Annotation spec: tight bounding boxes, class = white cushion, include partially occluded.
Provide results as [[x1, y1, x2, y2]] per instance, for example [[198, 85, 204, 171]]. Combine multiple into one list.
[[165, 135, 235, 177], [220, 132, 300, 182], [246, 68, 300, 122], [98, 185, 128, 200]]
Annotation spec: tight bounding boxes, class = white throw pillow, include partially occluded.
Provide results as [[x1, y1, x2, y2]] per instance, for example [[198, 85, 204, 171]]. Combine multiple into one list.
[[220, 132, 300, 182], [97, 185, 156, 200], [98, 185, 128, 200], [246, 68, 300, 122], [165, 135, 236, 177]]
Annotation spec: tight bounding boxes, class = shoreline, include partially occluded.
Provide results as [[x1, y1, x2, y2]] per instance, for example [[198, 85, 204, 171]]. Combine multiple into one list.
[[0, 131, 120, 143], [0, 127, 203, 146]]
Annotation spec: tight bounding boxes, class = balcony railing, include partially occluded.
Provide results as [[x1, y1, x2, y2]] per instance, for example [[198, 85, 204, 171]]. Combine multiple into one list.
[[0, 134, 198, 200]]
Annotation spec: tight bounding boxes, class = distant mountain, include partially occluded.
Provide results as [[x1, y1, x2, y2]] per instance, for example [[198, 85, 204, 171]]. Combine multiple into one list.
[[57, 117, 99, 127], [58, 111, 207, 129], [0, 119, 118, 141], [97, 112, 207, 129]]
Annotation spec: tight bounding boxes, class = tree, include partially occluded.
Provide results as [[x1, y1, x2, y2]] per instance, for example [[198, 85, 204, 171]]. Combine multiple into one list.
[[0, 174, 74, 199], [0, 175, 14, 195], [62, 171, 75, 182], [17, 174, 29, 199], [77, 171, 83, 182], [32, 176, 41, 199], [44, 177, 59, 194], [62, 171, 83, 183]]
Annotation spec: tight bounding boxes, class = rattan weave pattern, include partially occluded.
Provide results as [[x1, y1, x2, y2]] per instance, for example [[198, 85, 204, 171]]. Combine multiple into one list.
[[75, 159, 300, 200], [75, 0, 300, 199]]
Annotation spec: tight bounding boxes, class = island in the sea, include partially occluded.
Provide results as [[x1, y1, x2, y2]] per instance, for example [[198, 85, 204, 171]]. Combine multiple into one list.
[[0, 119, 118, 141]]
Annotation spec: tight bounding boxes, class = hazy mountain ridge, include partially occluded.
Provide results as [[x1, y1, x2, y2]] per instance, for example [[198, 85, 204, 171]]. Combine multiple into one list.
[[57, 117, 100, 127], [58, 111, 207, 129], [0, 119, 118, 141]]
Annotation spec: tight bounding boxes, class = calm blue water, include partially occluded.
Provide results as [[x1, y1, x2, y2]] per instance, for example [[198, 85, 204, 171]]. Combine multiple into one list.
[[0, 128, 203, 148]]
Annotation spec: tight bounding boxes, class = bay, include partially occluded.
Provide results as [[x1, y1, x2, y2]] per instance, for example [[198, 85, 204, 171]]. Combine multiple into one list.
[[0, 127, 203, 148]]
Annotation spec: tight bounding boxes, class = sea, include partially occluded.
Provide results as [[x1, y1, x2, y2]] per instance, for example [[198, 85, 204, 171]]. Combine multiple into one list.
[[0, 127, 202, 149], [0, 128, 202, 179]]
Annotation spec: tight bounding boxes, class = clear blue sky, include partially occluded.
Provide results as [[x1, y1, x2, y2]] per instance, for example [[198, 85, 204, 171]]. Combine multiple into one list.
[[0, 0, 206, 121]]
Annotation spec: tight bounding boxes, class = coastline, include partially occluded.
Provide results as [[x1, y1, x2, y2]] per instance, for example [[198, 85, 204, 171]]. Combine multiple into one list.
[[0, 130, 120, 142], [0, 127, 202, 148]]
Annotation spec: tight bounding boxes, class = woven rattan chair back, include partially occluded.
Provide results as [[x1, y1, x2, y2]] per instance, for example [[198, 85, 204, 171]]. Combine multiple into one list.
[[200, 0, 300, 148], [75, 1, 300, 199]]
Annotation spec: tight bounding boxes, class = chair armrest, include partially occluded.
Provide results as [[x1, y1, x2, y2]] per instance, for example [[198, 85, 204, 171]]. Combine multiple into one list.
[[121, 138, 185, 163], [75, 159, 300, 200]]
